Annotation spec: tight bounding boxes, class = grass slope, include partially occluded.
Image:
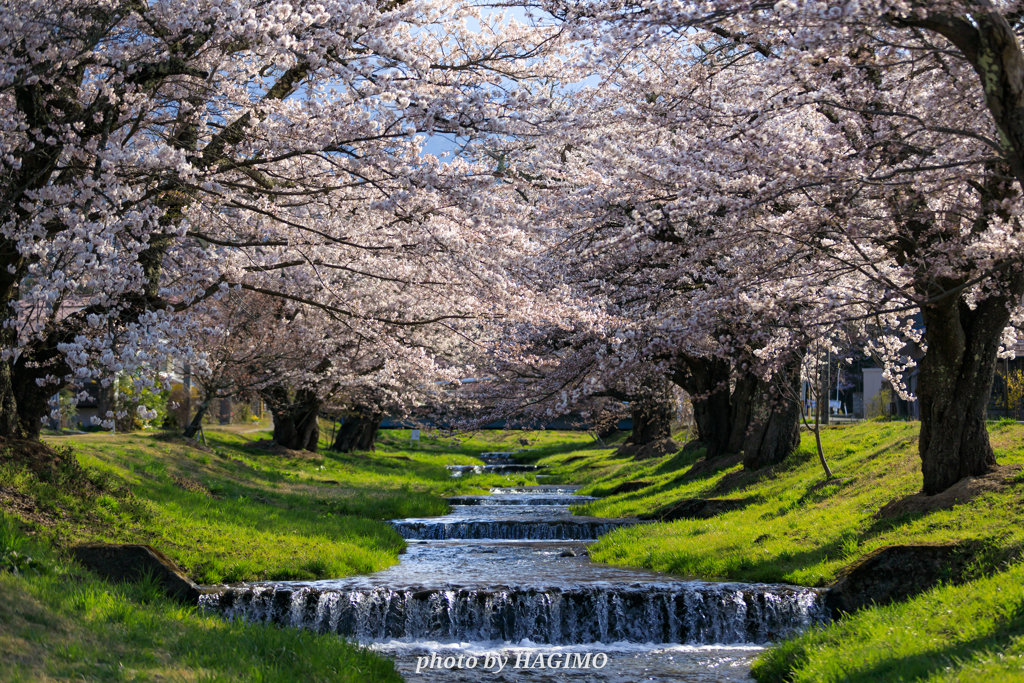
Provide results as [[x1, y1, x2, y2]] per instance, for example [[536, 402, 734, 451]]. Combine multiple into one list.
[[376, 426, 597, 457], [0, 423, 581, 683], [750, 560, 1024, 682], [6, 424, 545, 583], [0, 521, 402, 683], [535, 421, 1024, 682], [537, 421, 1024, 586]]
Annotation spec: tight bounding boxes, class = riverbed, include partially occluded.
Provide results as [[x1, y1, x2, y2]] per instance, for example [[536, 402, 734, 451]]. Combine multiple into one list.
[[202, 484, 826, 681]]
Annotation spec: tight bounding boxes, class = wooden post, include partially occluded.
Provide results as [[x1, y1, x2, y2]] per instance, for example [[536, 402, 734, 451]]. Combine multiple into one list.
[[183, 364, 191, 428], [1005, 358, 1011, 419]]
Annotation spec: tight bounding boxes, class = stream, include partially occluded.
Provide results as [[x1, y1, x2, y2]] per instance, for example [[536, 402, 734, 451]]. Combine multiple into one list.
[[202, 475, 827, 682]]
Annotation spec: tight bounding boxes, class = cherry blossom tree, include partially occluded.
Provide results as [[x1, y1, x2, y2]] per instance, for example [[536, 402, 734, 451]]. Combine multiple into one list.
[[175, 293, 296, 439], [0, 0, 564, 446], [512, 0, 1024, 494], [471, 34, 831, 471]]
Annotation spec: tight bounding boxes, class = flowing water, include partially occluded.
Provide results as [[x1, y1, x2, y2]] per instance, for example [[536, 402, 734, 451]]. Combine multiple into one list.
[[447, 464, 549, 477], [202, 483, 827, 682]]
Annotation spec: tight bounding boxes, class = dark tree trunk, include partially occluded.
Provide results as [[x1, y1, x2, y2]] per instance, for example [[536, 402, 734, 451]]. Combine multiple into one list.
[[727, 372, 758, 453], [628, 400, 674, 445], [676, 357, 733, 458], [916, 295, 1010, 494], [0, 337, 69, 442], [741, 360, 803, 470], [626, 381, 675, 446], [303, 413, 320, 452], [674, 354, 801, 470], [0, 362, 18, 438], [331, 409, 382, 452], [262, 386, 321, 452]]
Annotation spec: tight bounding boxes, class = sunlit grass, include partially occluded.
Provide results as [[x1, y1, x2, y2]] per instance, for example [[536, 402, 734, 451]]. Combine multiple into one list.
[[529, 421, 1024, 683], [0, 424, 595, 682], [751, 560, 1024, 683], [0, 524, 401, 683], [0, 425, 580, 583], [537, 422, 1024, 587]]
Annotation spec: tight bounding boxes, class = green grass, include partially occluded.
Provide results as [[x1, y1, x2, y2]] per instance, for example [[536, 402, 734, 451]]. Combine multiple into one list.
[[537, 422, 1024, 586], [751, 560, 1024, 683], [0, 521, 402, 683], [533, 421, 1024, 683], [13, 420, 1023, 683], [2, 424, 572, 584], [0, 424, 594, 683], [375, 426, 600, 459]]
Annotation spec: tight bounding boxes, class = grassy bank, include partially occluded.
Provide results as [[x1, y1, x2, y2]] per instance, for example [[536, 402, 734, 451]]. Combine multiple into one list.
[[750, 559, 1024, 682], [0, 520, 403, 683], [12, 419, 1022, 682], [534, 420, 1024, 682], [376, 426, 597, 458], [0, 423, 565, 682], [10, 424, 543, 583], [536, 421, 1024, 586]]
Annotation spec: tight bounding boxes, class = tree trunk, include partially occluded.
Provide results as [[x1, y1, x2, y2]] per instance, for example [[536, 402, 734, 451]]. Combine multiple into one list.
[[332, 409, 382, 452], [675, 357, 733, 458], [741, 360, 803, 470], [820, 360, 830, 426], [626, 381, 675, 446], [727, 372, 758, 453], [917, 296, 1009, 494], [0, 362, 19, 439], [628, 400, 674, 445], [0, 342, 68, 442], [303, 412, 320, 452], [183, 398, 212, 439], [262, 386, 321, 452], [674, 354, 801, 470]]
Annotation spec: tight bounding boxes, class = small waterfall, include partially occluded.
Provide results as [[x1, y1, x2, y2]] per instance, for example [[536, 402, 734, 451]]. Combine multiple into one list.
[[446, 496, 597, 506], [390, 519, 639, 540], [202, 582, 827, 645], [201, 481, 828, 682], [489, 486, 580, 494], [446, 464, 548, 475]]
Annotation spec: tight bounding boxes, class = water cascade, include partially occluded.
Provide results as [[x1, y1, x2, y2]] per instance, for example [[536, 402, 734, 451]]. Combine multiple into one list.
[[209, 579, 823, 645], [202, 483, 827, 681]]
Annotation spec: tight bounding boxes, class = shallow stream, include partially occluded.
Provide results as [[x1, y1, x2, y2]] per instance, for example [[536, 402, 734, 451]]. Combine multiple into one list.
[[202, 483, 826, 681]]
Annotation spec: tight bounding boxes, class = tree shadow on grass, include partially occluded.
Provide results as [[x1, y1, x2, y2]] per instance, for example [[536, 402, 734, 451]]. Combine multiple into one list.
[[651, 448, 708, 476], [709, 464, 776, 496], [655, 539, 844, 584], [697, 449, 819, 496], [861, 510, 924, 539], [319, 449, 455, 482]]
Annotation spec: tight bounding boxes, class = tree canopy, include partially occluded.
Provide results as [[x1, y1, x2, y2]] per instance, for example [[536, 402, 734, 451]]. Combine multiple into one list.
[[5, 0, 1024, 495]]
